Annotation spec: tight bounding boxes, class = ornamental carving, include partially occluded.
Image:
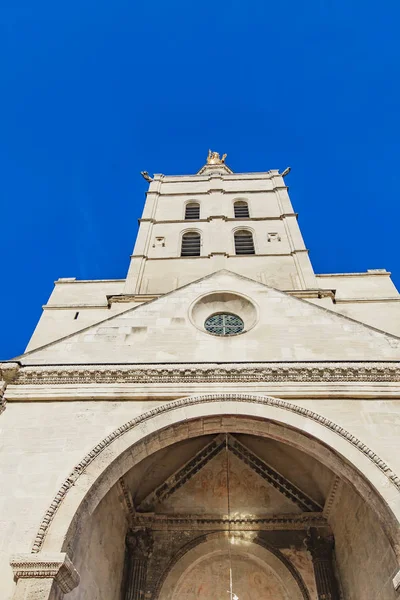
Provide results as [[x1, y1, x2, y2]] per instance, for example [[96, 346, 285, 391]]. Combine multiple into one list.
[[126, 529, 153, 560], [11, 361, 400, 386], [10, 552, 79, 593]]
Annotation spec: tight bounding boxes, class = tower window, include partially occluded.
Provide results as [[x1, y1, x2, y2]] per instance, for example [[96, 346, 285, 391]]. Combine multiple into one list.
[[181, 232, 201, 256], [234, 201, 250, 218], [234, 230, 255, 255], [185, 202, 200, 220]]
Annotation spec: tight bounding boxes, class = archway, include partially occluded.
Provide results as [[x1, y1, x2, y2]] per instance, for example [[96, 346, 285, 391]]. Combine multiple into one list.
[[158, 534, 308, 600], [15, 394, 400, 600]]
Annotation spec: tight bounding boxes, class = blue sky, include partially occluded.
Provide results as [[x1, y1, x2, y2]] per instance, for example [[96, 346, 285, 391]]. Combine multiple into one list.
[[1, 1, 400, 359]]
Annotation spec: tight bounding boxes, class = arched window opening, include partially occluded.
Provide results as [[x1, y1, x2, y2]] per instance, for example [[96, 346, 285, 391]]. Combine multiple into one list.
[[185, 202, 200, 220], [181, 232, 201, 256], [234, 230, 255, 255], [234, 200, 250, 218]]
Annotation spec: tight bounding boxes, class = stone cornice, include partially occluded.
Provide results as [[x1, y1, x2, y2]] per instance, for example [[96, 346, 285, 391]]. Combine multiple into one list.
[[138, 214, 297, 224], [134, 512, 327, 531], [10, 552, 79, 593], [11, 362, 400, 386], [0, 362, 20, 415]]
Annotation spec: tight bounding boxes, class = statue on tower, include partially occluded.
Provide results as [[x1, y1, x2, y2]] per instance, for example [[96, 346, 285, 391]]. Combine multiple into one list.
[[207, 149, 227, 164]]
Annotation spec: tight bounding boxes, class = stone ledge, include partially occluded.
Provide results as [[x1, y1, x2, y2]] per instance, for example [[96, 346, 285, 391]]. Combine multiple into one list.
[[10, 553, 79, 593], [11, 362, 400, 386]]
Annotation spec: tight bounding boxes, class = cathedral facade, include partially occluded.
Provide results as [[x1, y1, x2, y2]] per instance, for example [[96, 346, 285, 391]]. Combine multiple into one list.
[[2, 152, 400, 600]]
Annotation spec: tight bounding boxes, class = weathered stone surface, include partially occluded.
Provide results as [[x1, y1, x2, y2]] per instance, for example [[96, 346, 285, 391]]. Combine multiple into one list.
[[3, 159, 400, 600]]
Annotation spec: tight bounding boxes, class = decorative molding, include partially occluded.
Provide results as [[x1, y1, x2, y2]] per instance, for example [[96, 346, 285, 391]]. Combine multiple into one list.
[[286, 289, 335, 300], [139, 433, 322, 513], [323, 476, 343, 519], [139, 434, 225, 510], [317, 271, 390, 278], [126, 528, 153, 559], [0, 362, 20, 415], [118, 477, 136, 523], [13, 362, 400, 386], [31, 393, 400, 554], [108, 294, 159, 304], [228, 435, 322, 512], [335, 297, 400, 304], [0, 362, 20, 382], [134, 512, 327, 532], [0, 380, 6, 415], [10, 552, 79, 593]]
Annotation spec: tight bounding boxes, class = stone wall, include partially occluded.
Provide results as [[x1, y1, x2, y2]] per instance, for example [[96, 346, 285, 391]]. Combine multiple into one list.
[[329, 482, 398, 599], [67, 484, 127, 600], [2, 393, 400, 599]]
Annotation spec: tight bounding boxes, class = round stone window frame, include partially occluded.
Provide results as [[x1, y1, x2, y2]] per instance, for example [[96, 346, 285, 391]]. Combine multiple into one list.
[[189, 290, 259, 336]]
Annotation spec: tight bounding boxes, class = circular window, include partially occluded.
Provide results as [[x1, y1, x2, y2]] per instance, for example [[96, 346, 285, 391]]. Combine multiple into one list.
[[204, 313, 244, 336]]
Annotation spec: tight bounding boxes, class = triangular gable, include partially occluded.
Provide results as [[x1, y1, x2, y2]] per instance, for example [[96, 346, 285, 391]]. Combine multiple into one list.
[[17, 270, 400, 364], [137, 434, 321, 516], [156, 450, 302, 516]]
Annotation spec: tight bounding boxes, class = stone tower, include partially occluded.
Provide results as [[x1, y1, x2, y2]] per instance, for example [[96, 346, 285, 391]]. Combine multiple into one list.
[[2, 152, 400, 600]]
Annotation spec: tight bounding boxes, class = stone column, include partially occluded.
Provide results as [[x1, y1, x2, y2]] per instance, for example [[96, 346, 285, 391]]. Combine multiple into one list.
[[124, 529, 153, 600], [305, 529, 340, 600], [10, 553, 80, 600]]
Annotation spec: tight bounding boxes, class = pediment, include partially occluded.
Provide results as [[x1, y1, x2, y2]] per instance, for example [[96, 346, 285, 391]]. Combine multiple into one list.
[[17, 270, 400, 364], [155, 450, 301, 517], [137, 434, 321, 518]]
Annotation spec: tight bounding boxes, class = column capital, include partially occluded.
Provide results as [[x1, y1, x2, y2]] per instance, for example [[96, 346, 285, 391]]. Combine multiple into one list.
[[10, 552, 80, 594], [126, 528, 154, 559], [305, 528, 334, 561]]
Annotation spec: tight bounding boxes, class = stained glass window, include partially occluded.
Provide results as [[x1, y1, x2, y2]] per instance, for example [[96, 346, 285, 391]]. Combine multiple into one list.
[[204, 313, 244, 336]]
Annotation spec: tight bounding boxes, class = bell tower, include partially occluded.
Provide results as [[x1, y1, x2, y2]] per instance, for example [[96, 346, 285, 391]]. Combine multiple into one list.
[[124, 150, 317, 295]]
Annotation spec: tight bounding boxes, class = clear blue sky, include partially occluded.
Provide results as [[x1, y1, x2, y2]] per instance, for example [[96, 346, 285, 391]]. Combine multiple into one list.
[[1, 1, 400, 359]]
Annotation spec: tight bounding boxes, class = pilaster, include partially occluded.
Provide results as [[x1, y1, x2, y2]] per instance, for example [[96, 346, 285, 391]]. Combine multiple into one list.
[[123, 529, 153, 600], [305, 529, 340, 600]]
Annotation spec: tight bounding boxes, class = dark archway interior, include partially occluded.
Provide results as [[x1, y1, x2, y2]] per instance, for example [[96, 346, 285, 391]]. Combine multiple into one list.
[[65, 428, 399, 600]]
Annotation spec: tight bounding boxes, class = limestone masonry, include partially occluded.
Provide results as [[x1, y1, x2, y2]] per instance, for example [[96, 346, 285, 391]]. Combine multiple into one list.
[[2, 152, 400, 600]]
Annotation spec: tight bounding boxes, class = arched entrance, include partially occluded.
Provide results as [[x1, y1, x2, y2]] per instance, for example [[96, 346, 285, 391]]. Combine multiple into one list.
[[13, 394, 400, 600], [158, 534, 308, 600]]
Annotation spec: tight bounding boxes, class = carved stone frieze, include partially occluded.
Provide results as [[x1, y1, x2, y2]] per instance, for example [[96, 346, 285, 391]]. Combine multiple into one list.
[[0, 362, 20, 415], [134, 512, 327, 531], [11, 361, 400, 386], [10, 552, 79, 593]]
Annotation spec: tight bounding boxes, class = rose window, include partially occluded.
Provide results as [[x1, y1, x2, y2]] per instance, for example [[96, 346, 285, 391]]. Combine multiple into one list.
[[204, 313, 244, 336]]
